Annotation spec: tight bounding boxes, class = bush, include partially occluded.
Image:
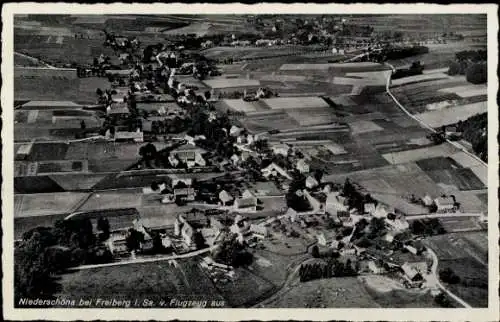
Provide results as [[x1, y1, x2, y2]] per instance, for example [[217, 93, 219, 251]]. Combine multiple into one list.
[[466, 63, 487, 84]]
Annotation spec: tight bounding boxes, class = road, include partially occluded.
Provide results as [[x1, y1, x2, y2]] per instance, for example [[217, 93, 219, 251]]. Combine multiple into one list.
[[68, 245, 219, 271], [405, 212, 482, 221], [384, 62, 487, 168], [425, 247, 472, 308]]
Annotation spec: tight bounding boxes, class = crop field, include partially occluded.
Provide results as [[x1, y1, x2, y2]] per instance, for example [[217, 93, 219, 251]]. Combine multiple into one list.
[[381, 144, 459, 165], [15, 36, 116, 65], [438, 216, 483, 233], [438, 257, 488, 307], [262, 97, 330, 110], [415, 101, 487, 127], [424, 168, 485, 191], [348, 120, 384, 134], [56, 259, 224, 305], [424, 232, 488, 263], [327, 163, 445, 198], [15, 192, 88, 217], [241, 111, 300, 133], [77, 190, 143, 212], [14, 76, 110, 104], [264, 277, 381, 308], [360, 276, 440, 308], [221, 99, 264, 113], [280, 62, 386, 72], [439, 84, 488, 98], [214, 268, 275, 307], [286, 109, 338, 126]]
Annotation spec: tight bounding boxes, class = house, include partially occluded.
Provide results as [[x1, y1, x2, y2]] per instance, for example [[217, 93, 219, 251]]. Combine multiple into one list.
[[401, 262, 424, 283], [219, 190, 233, 206], [181, 222, 195, 247], [303, 190, 322, 213], [364, 203, 376, 215], [250, 224, 269, 239], [305, 176, 319, 189], [317, 232, 328, 246], [229, 125, 243, 137], [230, 154, 240, 165], [296, 159, 310, 174], [234, 190, 258, 212], [133, 219, 153, 251], [385, 217, 409, 232], [261, 163, 293, 180], [404, 245, 418, 255], [383, 232, 395, 243], [434, 196, 456, 213], [171, 143, 207, 167], [325, 192, 349, 216], [271, 143, 290, 156], [373, 203, 389, 218], [422, 194, 434, 207], [106, 231, 129, 254], [368, 261, 384, 274], [174, 187, 196, 201]]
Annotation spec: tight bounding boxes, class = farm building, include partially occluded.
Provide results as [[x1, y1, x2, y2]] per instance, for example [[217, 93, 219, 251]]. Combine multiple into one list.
[[434, 196, 456, 213], [325, 192, 349, 216], [219, 190, 233, 206], [234, 190, 258, 212], [261, 163, 293, 180], [296, 159, 310, 174]]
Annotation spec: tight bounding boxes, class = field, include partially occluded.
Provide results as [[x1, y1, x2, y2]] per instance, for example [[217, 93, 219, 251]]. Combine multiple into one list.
[[264, 277, 381, 308], [414, 101, 487, 127], [15, 213, 68, 239], [14, 76, 110, 104], [262, 97, 330, 110], [56, 259, 224, 306], [76, 190, 143, 212], [15, 192, 88, 217], [381, 144, 459, 164], [360, 275, 440, 308]]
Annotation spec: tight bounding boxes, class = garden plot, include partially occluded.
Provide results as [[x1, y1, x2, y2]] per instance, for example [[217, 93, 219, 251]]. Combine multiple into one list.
[[280, 61, 383, 71], [348, 120, 384, 135], [203, 77, 260, 89], [241, 111, 300, 133], [16, 192, 89, 217], [258, 74, 307, 82], [286, 108, 338, 126], [262, 96, 329, 110], [415, 101, 487, 127], [382, 144, 459, 164], [439, 84, 487, 98]]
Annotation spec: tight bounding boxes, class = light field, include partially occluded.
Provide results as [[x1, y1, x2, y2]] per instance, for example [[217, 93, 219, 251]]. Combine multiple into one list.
[[382, 144, 459, 164], [262, 96, 329, 110], [15, 192, 89, 217], [439, 84, 487, 98], [203, 77, 260, 89], [415, 101, 487, 127]]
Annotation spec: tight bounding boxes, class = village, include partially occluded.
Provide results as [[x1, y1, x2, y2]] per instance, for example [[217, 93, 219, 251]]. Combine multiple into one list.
[[13, 13, 489, 309]]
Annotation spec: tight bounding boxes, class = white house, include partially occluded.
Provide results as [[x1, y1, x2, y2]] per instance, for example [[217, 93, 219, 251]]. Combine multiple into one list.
[[219, 190, 233, 206], [422, 195, 434, 207], [364, 203, 376, 215], [230, 125, 243, 137], [325, 192, 349, 216], [250, 224, 269, 238], [296, 159, 310, 174], [261, 163, 293, 180], [271, 143, 290, 156], [317, 233, 328, 246], [305, 176, 319, 189], [234, 190, 258, 212]]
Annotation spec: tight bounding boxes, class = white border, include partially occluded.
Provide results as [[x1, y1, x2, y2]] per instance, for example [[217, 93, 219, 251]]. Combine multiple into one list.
[[2, 3, 499, 321]]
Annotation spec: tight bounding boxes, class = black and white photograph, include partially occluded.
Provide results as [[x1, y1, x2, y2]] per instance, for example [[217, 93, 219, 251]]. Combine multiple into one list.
[[2, 3, 498, 321]]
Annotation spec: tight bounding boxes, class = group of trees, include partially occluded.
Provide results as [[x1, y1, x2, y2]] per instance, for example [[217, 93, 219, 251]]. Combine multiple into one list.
[[434, 292, 454, 307], [15, 217, 114, 300], [439, 267, 461, 284], [299, 258, 358, 282], [455, 113, 487, 162], [342, 179, 377, 213], [448, 50, 487, 84], [286, 173, 312, 212], [212, 234, 253, 267], [410, 218, 446, 236]]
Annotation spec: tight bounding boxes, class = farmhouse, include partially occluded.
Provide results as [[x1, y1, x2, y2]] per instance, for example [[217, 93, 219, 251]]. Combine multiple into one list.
[[401, 262, 424, 284], [261, 163, 293, 180], [249, 224, 269, 239], [234, 190, 258, 212], [219, 190, 234, 206], [296, 159, 310, 174], [325, 192, 349, 216], [434, 196, 456, 213], [305, 176, 319, 189], [271, 143, 290, 156]]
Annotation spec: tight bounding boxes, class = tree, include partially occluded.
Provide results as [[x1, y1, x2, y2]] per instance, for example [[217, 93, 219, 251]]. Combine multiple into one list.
[[97, 217, 110, 240], [466, 63, 487, 84], [313, 169, 324, 183], [311, 245, 320, 258], [193, 231, 207, 250], [126, 229, 145, 252], [434, 292, 453, 307]]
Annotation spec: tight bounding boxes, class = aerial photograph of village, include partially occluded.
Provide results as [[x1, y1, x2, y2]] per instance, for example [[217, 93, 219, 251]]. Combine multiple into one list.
[[12, 13, 489, 309]]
